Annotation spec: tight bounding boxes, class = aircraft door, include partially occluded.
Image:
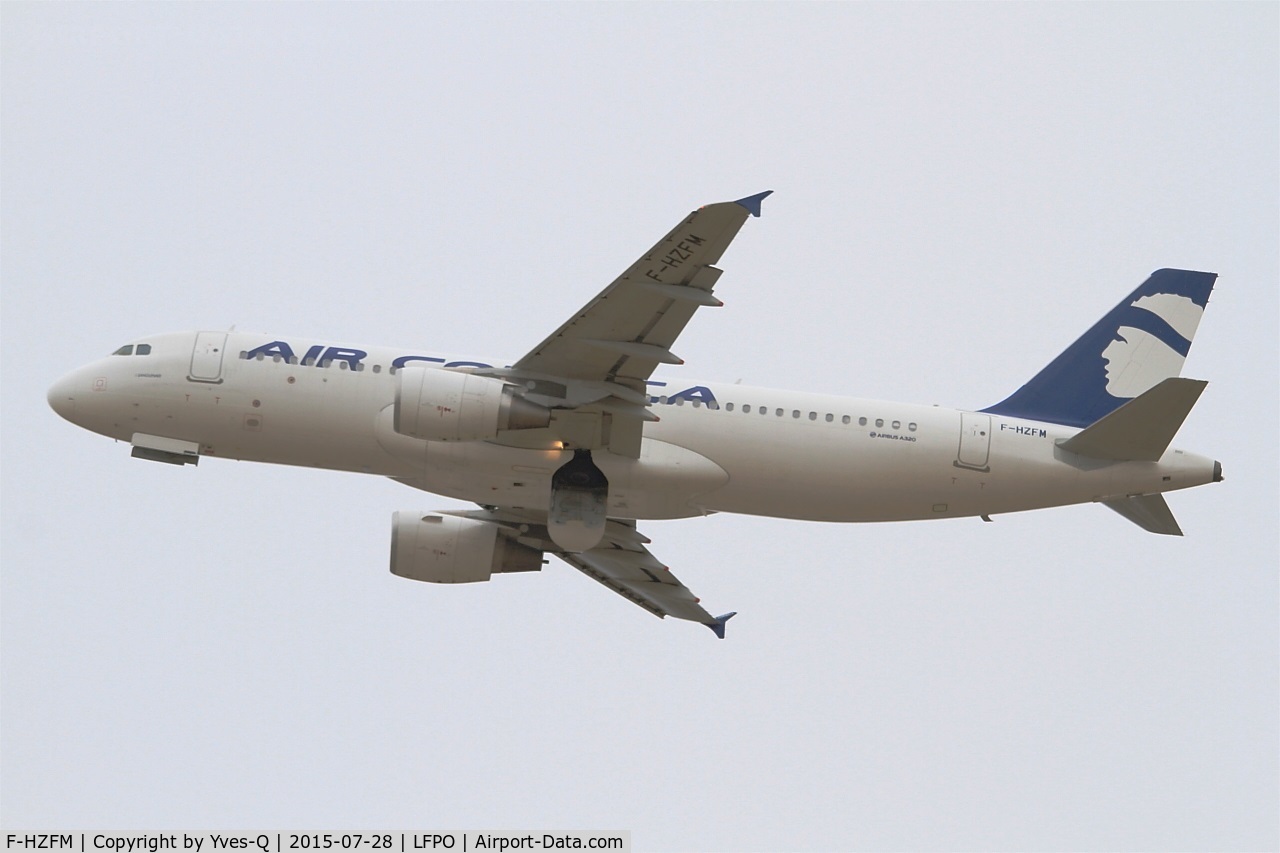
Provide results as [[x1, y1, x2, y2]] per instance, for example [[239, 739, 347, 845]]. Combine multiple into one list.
[[956, 412, 991, 471], [189, 332, 228, 383]]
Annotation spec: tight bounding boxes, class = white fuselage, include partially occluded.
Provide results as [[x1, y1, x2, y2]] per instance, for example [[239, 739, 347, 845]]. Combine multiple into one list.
[[48, 331, 1219, 524]]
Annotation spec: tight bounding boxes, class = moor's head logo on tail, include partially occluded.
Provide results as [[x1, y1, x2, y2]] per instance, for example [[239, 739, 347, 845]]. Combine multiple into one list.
[[1101, 292, 1205, 399], [982, 269, 1217, 428]]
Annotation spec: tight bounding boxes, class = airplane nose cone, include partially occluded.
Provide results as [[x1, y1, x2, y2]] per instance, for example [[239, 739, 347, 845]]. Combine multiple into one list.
[[47, 375, 77, 422]]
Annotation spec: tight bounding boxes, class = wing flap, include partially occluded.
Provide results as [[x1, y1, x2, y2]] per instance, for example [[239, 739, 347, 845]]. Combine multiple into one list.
[[638, 279, 724, 306], [562, 545, 717, 624]]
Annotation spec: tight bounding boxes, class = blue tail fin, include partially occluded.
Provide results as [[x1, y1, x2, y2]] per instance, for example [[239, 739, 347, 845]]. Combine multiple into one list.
[[982, 269, 1217, 428]]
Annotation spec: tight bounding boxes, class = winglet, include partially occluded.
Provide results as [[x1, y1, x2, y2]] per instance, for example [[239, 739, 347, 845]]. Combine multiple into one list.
[[706, 611, 738, 639], [733, 191, 773, 217]]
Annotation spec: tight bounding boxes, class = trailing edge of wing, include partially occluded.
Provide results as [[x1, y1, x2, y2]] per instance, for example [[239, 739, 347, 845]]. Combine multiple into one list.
[[582, 339, 684, 364], [560, 544, 719, 626], [437, 507, 730, 636]]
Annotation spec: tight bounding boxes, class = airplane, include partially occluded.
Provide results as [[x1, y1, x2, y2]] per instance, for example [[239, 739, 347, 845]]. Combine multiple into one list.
[[47, 191, 1223, 638]]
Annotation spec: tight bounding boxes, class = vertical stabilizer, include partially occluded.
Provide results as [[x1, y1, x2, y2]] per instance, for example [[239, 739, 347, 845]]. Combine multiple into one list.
[[982, 269, 1216, 427]]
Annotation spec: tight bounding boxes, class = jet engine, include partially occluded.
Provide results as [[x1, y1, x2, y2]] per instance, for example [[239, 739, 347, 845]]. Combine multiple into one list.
[[393, 366, 550, 442], [390, 512, 544, 584]]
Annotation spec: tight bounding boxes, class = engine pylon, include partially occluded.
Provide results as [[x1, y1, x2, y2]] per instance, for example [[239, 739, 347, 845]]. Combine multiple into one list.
[[548, 450, 609, 552]]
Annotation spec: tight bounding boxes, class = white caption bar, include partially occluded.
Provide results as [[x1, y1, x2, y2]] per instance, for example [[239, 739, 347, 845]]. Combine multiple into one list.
[[2, 834, 630, 853]]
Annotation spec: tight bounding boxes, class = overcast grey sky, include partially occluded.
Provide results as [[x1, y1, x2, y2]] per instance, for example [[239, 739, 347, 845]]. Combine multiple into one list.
[[2, 3, 1277, 850]]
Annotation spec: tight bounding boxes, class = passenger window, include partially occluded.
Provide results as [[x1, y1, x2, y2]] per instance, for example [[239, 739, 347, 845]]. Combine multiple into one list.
[[675, 397, 684, 406], [792, 410, 800, 419], [908, 422, 917, 431], [760, 406, 768, 416], [859, 417, 867, 426], [743, 405, 751, 413], [809, 412, 817, 421], [775, 408, 783, 417], [842, 415, 851, 425], [692, 400, 701, 408], [373, 364, 382, 374], [112, 345, 134, 356], [875, 418, 884, 427], [825, 413, 834, 422], [135, 344, 152, 355], [725, 403, 734, 412], [892, 420, 901, 429]]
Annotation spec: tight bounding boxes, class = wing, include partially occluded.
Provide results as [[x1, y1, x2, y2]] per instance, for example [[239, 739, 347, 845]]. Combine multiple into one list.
[[478, 192, 770, 457], [440, 507, 736, 638], [514, 191, 771, 385]]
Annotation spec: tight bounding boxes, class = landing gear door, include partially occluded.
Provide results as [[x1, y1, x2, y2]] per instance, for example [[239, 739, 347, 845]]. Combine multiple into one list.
[[956, 412, 991, 471], [189, 331, 228, 383]]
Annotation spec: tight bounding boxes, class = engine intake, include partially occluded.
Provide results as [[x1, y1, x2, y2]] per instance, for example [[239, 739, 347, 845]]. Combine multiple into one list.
[[394, 366, 550, 442], [390, 512, 544, 584]]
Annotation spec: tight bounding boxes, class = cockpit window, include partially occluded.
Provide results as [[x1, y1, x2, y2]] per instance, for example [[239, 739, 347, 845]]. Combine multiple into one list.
[[136, 344, 152, 355], [112, 345, 134, 356]]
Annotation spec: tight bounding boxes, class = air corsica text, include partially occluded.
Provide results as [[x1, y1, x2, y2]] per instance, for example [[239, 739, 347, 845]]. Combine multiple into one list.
[[243, 342, 488, 372], [242, 342, 717, 407]]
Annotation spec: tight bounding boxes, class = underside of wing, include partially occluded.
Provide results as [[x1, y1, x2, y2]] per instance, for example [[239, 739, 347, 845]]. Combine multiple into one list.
[[474, 194, 769, 458], [560, 537, 711, 623], [512, 191, 770, 388], [439, 507, 735, 637]]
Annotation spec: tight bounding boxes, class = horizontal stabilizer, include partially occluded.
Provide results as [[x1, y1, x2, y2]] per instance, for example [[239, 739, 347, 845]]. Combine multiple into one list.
[[1103, 494, 1183, 536], [1058, 377, 1207, 461]]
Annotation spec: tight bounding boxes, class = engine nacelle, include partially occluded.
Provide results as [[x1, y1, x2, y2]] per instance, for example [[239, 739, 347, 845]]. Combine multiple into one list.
[[390, 512, 544, 584], [394, 366, 550, 442]]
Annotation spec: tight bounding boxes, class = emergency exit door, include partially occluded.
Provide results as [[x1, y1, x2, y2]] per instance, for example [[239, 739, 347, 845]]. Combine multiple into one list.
[[189, 331, 227, 383], [956, 412, 991, 471]]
